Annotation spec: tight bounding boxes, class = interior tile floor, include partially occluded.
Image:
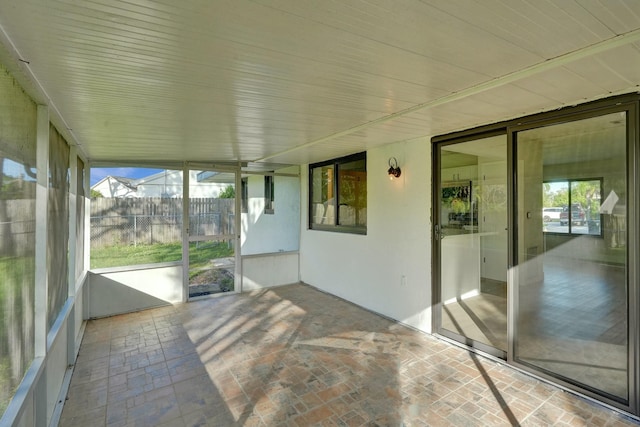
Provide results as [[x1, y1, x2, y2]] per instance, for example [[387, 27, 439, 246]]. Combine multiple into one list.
[[442, 287, 507, 350], [59, 283, 639, 426], [441, 255, 627, 400]]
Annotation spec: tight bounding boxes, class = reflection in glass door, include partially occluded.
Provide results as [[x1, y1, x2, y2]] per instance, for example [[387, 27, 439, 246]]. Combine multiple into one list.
[[514, 111, 631, 405], [186, 169, 239, 298], [436, 134, 508, 356]]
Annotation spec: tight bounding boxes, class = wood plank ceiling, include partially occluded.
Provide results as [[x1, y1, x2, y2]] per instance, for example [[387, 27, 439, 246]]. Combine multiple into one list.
[[0, 0, 638, 166]]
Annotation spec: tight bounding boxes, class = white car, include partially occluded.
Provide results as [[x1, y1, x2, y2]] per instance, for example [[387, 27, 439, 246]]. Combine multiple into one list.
[[542, 207, 563, 222]]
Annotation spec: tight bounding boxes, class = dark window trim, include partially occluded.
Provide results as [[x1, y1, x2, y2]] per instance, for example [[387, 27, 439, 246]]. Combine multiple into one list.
[[309, 152, 367, 234], [310, 151, 367, 169], [264, 175, 274, 214], [241, 177, 248, 213]]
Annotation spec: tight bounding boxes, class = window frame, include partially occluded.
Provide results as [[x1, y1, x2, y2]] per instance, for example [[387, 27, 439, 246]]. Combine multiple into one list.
[[264, 175, 274, 214], [309, 152, 367, 234], [241, 177, 248, 213], [543, 177, 603, 237]]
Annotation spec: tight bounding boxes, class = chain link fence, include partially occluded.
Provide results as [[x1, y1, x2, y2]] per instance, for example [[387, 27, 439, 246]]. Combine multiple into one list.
[[90, 213, 228, 248]]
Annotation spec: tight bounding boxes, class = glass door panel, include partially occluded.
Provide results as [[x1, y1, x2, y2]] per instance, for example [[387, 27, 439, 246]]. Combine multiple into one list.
[[437, 134, 508, 355], [187, 170, 238, 298], [514, 111, 629, 403], [188, 239, 235, 296]]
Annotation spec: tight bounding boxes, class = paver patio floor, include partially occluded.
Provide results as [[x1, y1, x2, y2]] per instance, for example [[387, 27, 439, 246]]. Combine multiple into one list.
[[60, 283, 639, 426]]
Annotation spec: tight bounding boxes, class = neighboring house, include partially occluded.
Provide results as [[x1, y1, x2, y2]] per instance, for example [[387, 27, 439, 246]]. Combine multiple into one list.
[[91, 175, 138, 198], [91, 170, 229, 198]]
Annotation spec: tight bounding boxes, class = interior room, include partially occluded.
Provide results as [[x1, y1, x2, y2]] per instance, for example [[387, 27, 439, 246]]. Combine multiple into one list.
[[514, 112, 629, 402], [439, 135, 508, 353], [437, 112, 629, 402]]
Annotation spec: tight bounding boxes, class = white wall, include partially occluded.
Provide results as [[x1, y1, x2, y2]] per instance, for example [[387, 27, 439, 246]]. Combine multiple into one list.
[[88, 264, 183, 318], [300, 139, 432, 333], [242, 252, 299, 291], [241, 167, 300, 255]]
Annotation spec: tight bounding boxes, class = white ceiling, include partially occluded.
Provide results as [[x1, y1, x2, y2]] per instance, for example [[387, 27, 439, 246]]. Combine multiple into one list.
[[0, 0, 639, 167]]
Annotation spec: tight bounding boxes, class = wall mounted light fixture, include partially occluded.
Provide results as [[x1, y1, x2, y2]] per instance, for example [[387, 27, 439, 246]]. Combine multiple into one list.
[[388, 157, 401, 180]]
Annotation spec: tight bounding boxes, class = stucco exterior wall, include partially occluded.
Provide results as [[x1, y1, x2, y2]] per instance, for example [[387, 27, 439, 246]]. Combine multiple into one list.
[[240, 166, 300, 256], [299, 139, 433, 333]]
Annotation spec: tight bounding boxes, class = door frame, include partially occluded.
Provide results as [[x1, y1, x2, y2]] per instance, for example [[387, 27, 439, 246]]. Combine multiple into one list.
[[182, 164, 242, 301], [507, 100, 638, 414], [431, 94, 639, 416], [432, 128, 509, 360]]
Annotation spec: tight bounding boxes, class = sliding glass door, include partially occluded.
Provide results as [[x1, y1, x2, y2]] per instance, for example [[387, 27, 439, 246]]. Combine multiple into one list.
[[513, 109, 633, 406], [435, 134, 508, 357], [434, 98, 637, 413]]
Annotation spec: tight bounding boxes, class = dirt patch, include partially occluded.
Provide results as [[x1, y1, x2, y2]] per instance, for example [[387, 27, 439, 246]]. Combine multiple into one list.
[[189, 268, 234, 296]]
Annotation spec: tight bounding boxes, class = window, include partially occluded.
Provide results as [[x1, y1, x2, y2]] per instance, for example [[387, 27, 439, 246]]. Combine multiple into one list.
[[309, 152, 366, 233], [543, 179, 602, 236], [241, 177, 248, 213], [264, 175, 274, 214]]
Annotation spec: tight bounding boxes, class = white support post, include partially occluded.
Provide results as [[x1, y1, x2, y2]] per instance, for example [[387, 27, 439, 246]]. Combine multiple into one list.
[[83, 163, 91, 321], [67, 146, 77, 366], [84, 163, 90, 277], [34, 105, 49, 358], [182, 164, 189, 302], [68, 146, 77, 298], [235, 163, 242, 292]]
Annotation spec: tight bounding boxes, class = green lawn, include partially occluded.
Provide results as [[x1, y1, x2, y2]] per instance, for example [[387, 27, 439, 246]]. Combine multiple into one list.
[[0, 256, 35, 416], [90, 241, 233, 270]]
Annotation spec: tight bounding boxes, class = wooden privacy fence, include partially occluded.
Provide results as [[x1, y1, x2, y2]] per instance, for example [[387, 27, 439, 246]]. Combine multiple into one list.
[[0, 199, 36, 257], [90, 197, 234, 248]]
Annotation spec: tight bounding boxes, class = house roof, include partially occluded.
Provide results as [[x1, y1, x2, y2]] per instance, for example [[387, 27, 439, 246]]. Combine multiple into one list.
[[91, 175, 138, 191], [135, 169, 180, 185], [0, 1, 638, 166]]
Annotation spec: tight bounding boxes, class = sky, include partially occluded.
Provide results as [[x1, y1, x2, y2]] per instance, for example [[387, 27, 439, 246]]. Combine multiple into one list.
[[1, 158, 162, 187], [546, 181, 567, 191], [90, 167, 162, 186], [1, 158, 36, 181]]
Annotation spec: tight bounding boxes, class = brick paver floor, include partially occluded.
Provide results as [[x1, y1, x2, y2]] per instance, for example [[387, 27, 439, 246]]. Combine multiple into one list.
[[59, 283, 640, 426]]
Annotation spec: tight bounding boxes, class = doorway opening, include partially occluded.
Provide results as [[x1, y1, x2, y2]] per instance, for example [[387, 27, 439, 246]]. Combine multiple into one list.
[[185, 168, 240, 299]]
